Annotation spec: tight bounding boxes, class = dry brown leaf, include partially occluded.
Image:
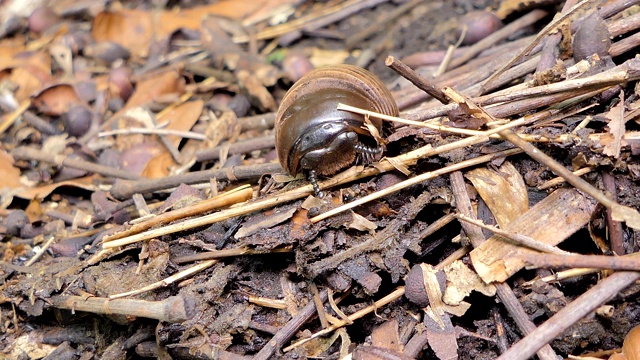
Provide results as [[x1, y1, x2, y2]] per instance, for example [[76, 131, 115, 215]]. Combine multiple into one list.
[[92, 9, 154, 58], [93, 1, 289, 57], [159, 100, 204, 148], [611, 203, 640, 231], [1, 48, 50, 71], [371, 319, 402, 353], [465, 161, 528, 228], [470, 188, 597, 283], [124, 70, 185, 110], [0, 50, 52, 101], [0, 43, 26, 69], [14, 175, 99, 200], [442, 260, 496, 306], [0, 150, 22, 190], [138, 100, 204, 177], [32, 84, 84, 115], [310, 48, 352, 67], [603, 90, 625, 158], [24, 199, 44, 223], [235, 207, 297, 238], [348, 211, 377, 232], [141, 151, 173, 179], [303, 329, 345, 358], [290, 207, 311, 240], [6, 67, 46, 101], [424, 309, 458, 360], [120, 142, 165, 175]]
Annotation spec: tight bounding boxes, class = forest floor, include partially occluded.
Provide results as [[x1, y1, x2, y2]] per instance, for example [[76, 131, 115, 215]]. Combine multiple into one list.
[[1, 0, 640, 359]]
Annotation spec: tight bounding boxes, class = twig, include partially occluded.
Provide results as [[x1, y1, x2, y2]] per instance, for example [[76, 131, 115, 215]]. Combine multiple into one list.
[[12, 146, 143, 181], [109, 162, 282, 200], [253, 290, 329, 360], [518, 252, 640, 271], [98, 127, 208, 140], [238, 112, 275, 132], [23, 110, 59, 135], [447, 9, 549, 71], [610, 29, 640, 57], [603, 172, 625, 255], [496, 271, 640, 360], [387, 56, 449, 103], [195, 134, 275, 162], [48, 294, 195, 323], [482, 0, 596, 91]]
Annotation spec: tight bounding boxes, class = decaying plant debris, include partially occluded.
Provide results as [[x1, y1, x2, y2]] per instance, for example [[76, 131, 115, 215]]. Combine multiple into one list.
[[1, 0, 640, 359]]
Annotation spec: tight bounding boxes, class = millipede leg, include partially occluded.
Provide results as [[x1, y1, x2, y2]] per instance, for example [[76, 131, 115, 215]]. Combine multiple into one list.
[[307, 170, 324, 198]]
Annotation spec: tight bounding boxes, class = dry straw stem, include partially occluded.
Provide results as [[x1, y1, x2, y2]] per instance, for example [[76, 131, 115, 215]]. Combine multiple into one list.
[[98, 127, 208, 140], [521, 267, 602, 287], [25, 236, 55, 266], [0, 100, 29, 135], [109, 259, 217, 299], [102, 185, 252, 243], [248, 295, 287, 310], [283, 287, 406, 352], [537, 167, 593, 190], [339, 103, 487, 136]]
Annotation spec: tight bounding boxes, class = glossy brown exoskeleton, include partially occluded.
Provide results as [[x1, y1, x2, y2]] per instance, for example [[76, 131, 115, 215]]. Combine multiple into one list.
[[275, 64, 398, 196]]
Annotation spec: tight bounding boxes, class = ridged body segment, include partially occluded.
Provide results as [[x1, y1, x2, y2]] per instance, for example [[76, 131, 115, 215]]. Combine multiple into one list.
[[275, 64, 398, 176]]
